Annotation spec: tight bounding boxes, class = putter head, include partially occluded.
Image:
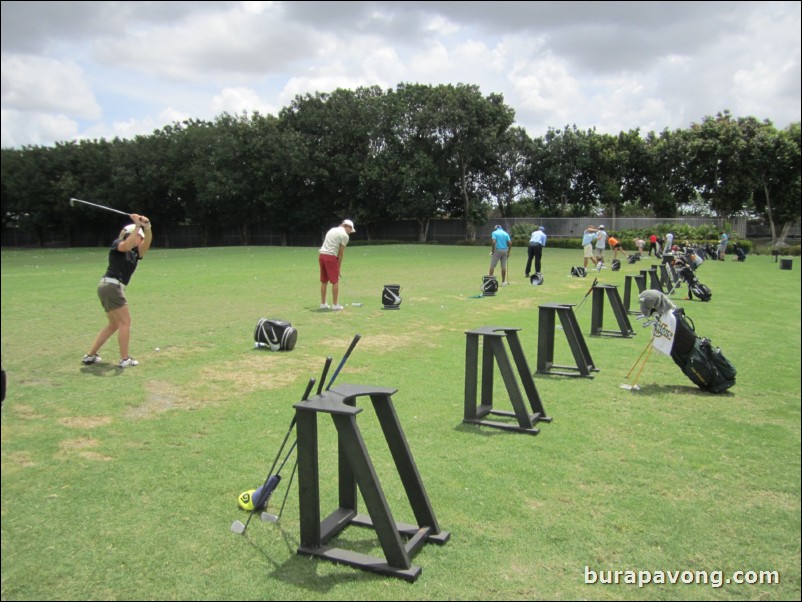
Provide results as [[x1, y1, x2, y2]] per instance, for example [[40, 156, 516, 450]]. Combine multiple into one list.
[[230, 520, 246, 534]]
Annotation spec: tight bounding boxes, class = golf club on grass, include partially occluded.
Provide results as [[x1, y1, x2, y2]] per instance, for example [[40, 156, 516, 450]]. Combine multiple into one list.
[[265, 337, 360, 523], [69, 197, 150, 225], [575, 277, 599, 312], [230, 377, 316, 535], [231, 335, 361, 534]]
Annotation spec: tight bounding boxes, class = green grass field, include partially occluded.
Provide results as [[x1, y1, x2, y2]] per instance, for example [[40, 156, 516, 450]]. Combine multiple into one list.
[[1, 244, 800, 601]]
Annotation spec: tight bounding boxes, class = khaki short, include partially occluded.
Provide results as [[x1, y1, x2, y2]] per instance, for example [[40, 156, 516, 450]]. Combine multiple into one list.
[[97, 282, 127, 312], [490, 250, 508, 269], [583, 244, 594, 258]]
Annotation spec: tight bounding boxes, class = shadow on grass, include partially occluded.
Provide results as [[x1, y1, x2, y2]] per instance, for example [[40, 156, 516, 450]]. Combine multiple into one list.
[[244, 523, 381, 591], [80, 364, 123, 377], [628, 383, 736, 396], [453, 421, 544, 437]]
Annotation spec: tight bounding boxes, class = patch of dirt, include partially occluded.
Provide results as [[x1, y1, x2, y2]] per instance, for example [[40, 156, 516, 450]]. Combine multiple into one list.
[[11, 404, 46, 420], [57, 437, 114, 461], [58, 416, 113, 429]]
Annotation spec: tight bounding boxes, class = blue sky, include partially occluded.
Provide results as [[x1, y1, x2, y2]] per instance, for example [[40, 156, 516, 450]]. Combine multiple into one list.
[[2, 1, 800, 148]]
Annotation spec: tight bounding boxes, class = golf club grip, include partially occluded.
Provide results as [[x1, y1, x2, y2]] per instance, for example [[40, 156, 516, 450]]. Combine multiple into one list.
[[316, 357, 333, 396], [300, 377, 316, 401], [326, 334, 361, 390]]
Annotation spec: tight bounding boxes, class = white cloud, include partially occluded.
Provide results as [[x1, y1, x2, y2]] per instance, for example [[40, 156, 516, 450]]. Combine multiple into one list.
[[0, 1, 799, 148], [211, 87, 276, 116], [1, 108, 79, 148], [1, 55, 101, 118]]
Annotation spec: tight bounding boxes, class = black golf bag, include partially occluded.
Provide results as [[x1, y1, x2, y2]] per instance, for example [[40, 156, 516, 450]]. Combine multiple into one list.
[[669, 309, 736, 393], [626, 253, 641, 265], [482, 275, 498, 295], [611, 259, 621, 271], [571, 266, 587, 277], [382, 284, 402, 309], [677, 265, 711, 301], [530, 273, 544, 286], [733, 246, 747, 262], [254, 318, 298, 351]]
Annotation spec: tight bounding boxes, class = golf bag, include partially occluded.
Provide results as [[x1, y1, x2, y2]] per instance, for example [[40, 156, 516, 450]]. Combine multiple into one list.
[[689, 252, 704, 269], [611, 259, 621, 271], [734, 246, 747, 262], [626, 253, 641, 265], [669, 309, 736, 393], [254, 318, 298, 351], [530, 273, 544, 286], [571, 266, 587, 277], [677, 265, 711, 302], [482, 275, 498, 295]]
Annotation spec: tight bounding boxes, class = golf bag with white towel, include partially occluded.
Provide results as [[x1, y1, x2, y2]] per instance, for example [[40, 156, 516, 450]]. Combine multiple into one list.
[[638, 290, 736, 393], [673, 257, 712, 302], [254, 318, 298, 351]]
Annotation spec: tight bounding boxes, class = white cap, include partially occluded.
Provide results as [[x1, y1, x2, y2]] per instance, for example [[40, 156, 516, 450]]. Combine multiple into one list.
[[123, 224, 145, 238], [342, 219, 356, 232]]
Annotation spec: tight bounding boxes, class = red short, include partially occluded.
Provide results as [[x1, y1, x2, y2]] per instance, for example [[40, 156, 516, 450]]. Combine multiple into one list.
[[319, 254, 340, 284]]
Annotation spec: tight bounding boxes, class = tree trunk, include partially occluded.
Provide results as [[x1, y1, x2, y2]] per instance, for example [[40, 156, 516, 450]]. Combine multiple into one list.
[[416, 218, 430, 242], [764, 183, 778, 243], [778, 222, 791, 246], [460, 161, 477, 240]]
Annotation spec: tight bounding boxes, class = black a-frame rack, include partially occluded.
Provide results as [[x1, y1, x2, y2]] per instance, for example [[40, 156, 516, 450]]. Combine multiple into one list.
[[294, 384, 449, 582]]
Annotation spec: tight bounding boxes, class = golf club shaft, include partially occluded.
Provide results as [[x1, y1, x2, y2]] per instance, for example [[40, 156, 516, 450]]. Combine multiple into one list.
[[262, 378, 315, 485], [575, 277, 598, 310], [276, 457, 299, 519], [326, 334, 361, 390], [69, 197, 130, 217]]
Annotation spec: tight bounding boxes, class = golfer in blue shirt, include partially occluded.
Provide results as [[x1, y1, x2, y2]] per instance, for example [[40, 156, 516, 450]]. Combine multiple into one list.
[[489, 225, 512, 286]]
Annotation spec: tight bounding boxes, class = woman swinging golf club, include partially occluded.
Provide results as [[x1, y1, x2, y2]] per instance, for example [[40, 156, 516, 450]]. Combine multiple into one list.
[[82, 214, 152, 368]]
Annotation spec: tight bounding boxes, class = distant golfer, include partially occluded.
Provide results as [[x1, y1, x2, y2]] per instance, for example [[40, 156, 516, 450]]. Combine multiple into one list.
[[608, 234, 623, 260], [319, 219, 355, 310], [582, 225, 598, 269], [82, 214, 152, 368], [525, 226, 547, 277], [718, 231, 728, 260], [489, 225, 512, 286]]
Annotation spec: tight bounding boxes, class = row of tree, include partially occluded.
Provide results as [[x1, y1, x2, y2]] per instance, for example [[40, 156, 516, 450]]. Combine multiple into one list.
[[1, 83, 800, 246]]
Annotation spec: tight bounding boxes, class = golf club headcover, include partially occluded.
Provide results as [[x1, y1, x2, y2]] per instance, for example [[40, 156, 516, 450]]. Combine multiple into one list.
[[638, 289, 676, 318], [238, 489, 256, 511], [251, 474, 282, 511]]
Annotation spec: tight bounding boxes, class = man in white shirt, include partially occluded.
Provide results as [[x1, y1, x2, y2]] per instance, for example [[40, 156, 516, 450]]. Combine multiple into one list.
[[594, 225, 608, 269], [318, 219, 355, 310], [525, 226, 547, 277]]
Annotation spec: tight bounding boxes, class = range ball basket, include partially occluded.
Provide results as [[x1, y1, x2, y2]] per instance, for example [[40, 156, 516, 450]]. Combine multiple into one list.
[[382, 284, 402, 309]]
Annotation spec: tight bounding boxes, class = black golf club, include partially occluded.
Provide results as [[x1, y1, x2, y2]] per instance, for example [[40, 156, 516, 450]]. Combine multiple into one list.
[[69, 197, 150, 225], [231, 336, 361, 534], [230, 377, 316, 535], [575, 277, 599, 312], [326, 334, 361, 390], [267, 338, 361, 523]]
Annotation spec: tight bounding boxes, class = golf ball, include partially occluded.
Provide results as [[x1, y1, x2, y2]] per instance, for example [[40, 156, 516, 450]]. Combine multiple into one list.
[[155, 347, 160, 352]]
